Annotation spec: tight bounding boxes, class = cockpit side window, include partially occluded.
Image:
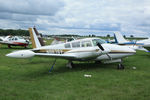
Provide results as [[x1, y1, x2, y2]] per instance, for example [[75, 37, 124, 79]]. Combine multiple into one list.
[[65, 43, 71, 48], [72, 41, 80, 48], [15, 38, 18, 40], [92, 39, 106, 46], [81, 41, 92, 47]]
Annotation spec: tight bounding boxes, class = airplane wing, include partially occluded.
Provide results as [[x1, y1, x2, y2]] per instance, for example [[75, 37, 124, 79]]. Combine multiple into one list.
[[6, 49, 103, 60], [0, 41, 18, 45], [0, 41, 10, 45], [35, 53, 76, 59], [0, 41, 17, 45], [0, 41, 28, 45]]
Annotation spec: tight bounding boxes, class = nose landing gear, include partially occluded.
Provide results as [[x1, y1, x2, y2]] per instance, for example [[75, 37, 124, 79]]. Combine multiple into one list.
[[117, 59, 124, 69], [117, 63, 124, 69]]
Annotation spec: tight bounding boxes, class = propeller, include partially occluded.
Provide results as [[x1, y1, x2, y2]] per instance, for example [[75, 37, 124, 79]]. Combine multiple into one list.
[[97, 42, 104, 51], [96, 42, 112, 60]]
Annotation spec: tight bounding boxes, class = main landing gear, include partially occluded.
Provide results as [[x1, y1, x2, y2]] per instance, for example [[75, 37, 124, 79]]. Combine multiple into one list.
[[66, 60, 74, 69], [66, 60, 125, 69], [8, 45, 11, 48], [117, 59, 124, 69]]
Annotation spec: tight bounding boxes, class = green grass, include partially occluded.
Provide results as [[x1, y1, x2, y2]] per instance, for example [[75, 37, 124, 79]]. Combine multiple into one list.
[[0, 44, 150, 100]]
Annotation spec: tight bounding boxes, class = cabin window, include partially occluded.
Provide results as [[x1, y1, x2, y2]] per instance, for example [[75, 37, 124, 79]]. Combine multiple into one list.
[[65, 43, 71, 48], [92, 39, 106, 46], [81, 41, 92, 47], [15, 38, 18, 40], [72, 41, 80, 48]]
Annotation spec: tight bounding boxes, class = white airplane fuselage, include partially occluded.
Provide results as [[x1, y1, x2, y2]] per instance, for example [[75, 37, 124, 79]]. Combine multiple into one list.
[[0, 36, 29, 48], [7, 38, 136, 62], [36, 44, 135, 61]]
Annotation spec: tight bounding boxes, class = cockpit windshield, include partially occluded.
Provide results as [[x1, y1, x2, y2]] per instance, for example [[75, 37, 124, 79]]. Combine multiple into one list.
[[92, 39, 106, 46]]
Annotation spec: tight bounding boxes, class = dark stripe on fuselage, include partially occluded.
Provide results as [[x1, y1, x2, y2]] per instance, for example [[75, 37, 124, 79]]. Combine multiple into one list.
[[32, 49, 135, 54]]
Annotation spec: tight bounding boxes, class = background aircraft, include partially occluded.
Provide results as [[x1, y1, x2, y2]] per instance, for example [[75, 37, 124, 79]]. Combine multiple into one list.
[[0, 35, 29, 48], [114, 32, 150, 51], [6, 27, 136, 70], [51, 37, 76, 45]]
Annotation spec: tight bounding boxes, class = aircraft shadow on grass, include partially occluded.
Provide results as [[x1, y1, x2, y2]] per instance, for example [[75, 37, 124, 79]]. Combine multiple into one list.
[[23, 61, 115, 79]]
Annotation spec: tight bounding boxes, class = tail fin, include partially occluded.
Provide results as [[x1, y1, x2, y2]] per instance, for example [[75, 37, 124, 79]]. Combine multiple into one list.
[[3, 35, 11, 41], [114, 32, 128, 44], [29, 27, 45, 48]]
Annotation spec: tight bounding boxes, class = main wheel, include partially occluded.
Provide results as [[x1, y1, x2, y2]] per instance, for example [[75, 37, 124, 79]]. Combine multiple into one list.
[[71, 62, 74, 68], [95, 61, 102, 64], [8, 45, 11, 48], [117, 64, 124, 69], [120, 64, 124, 69]]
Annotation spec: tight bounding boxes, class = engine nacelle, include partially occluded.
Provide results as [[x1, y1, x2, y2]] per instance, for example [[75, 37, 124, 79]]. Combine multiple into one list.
[[6, 50, 35, 58]]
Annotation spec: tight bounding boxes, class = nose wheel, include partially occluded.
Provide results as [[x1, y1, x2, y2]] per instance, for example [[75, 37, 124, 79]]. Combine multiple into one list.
[[117, 59, 124, 69], [117, 63, 124, 69]]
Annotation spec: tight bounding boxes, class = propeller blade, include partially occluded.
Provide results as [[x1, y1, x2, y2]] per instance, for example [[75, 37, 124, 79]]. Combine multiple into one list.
[[96, 42, 112, 60], [97, 42, 104, 51]]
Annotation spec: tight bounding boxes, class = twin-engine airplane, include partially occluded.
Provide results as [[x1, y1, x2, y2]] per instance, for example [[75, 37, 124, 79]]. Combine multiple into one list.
[[6, 27, 136, 70], [0, 35, 29, 48], [114, 32, 150, 51]]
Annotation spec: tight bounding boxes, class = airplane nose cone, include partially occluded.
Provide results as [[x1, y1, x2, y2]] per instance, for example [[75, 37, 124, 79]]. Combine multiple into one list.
[[6, 53, 12, 57], [130, 48, 136, 54], [6, 52, 19, 58], [124, 47, 136, 56]]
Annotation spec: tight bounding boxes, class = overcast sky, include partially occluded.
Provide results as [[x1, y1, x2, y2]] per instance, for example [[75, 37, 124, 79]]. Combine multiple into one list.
[[0, 0, 150, 37]]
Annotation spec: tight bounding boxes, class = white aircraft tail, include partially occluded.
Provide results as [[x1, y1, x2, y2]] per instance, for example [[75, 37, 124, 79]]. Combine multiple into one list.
[[114, 32, 128, 44], [3, 35, 11, 41], [28, 27, 45, 48]]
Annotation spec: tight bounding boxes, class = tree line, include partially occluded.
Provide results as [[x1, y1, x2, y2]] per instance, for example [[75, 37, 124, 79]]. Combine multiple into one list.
[[0, 29, 29, 36]]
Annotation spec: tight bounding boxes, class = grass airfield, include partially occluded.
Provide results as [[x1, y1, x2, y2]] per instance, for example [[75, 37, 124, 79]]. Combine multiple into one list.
[[0, 45, 150, 100]]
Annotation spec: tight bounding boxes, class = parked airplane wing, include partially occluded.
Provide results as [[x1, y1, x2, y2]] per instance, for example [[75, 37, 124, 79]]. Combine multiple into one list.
[[0, 41, 13, 45], [6, 50, 77, 59], [34, 53, 76, 59]]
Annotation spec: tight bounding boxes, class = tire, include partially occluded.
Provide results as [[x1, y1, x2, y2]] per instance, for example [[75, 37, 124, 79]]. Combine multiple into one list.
[[117, 64, 124, 69]]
